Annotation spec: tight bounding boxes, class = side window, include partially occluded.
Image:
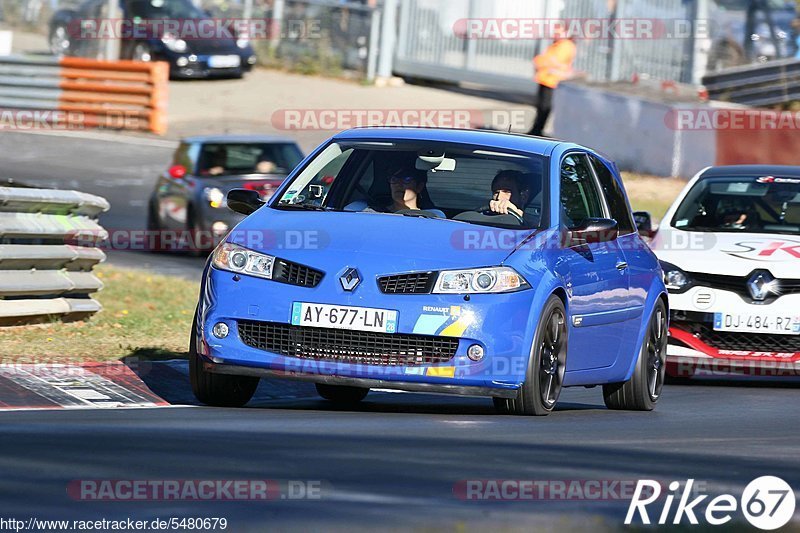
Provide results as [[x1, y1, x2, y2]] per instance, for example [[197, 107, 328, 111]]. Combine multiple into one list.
[[559, 154, 604, 228], [173, 142, 195, 170], [588, 154, 635, 234]]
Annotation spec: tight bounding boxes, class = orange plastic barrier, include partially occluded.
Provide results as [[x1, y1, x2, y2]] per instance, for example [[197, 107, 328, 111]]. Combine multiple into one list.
[[58, 58, 169, 135]]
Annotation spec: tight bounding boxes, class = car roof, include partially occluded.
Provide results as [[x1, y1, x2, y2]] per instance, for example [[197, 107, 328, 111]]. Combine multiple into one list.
[[700, 165, 800, 179], [332, 127, 563, 156], [182, 134, 298, 145]]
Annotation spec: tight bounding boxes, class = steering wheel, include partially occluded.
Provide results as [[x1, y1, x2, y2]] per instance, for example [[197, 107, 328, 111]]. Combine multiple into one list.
[[479, 205, 525, 225]]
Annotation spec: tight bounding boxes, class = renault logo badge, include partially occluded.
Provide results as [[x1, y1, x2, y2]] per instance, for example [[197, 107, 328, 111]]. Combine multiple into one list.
[[340, 268, 361, 292], [747, 271, 776, 301]]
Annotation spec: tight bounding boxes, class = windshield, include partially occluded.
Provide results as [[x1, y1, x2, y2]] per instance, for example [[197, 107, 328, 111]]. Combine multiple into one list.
[[672, 176, 800, 235], [197, 143, 304, 176], [124, 0, 206, 19], [272, 140, 547, 229]]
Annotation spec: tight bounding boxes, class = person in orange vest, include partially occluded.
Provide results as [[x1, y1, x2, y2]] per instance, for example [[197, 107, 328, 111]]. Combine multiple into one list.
[[529, 33, 577, 137]]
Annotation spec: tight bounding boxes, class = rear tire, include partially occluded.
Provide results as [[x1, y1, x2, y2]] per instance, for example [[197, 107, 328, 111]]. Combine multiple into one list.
[[189, 316, 259, 407], [186, 206, 209, 257], [315, 384, 369, 405], [494, 295, 567, 416], [603, 300, 667, 411]]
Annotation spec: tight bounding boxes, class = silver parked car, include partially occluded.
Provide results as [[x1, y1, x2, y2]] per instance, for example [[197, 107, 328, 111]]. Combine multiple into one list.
[[147, 135, 304, 254]]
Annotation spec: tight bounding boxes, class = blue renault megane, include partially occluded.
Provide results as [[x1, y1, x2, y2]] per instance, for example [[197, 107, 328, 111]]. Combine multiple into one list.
[[190, 128, 668, 415]]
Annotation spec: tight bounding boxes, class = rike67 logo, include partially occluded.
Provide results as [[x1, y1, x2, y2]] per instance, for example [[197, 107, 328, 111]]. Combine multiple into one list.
[[626, 477, 796, 529]]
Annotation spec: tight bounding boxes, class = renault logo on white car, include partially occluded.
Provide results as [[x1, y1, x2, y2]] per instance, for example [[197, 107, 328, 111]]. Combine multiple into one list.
[[340, 268, 361, 292], [747, 271, 777, 301]]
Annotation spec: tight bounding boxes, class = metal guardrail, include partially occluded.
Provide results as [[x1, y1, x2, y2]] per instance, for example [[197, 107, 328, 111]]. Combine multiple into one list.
[[702, 58, 800, 107], [0, 55, 169, 134], [0, 185, 109, 326]]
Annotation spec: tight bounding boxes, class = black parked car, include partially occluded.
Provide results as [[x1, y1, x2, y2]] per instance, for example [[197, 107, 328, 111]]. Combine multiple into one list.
[[49, 0, 257, 79]]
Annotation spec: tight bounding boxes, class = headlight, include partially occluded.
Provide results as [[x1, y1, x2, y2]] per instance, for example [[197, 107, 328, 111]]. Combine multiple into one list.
[[433, 267, 528, 294], [204, 187, 225, 208], [162, 33, 188, 53], [660, 261, 691, 292], [236, 38, 249, 49], [212, 243, 275, 280]]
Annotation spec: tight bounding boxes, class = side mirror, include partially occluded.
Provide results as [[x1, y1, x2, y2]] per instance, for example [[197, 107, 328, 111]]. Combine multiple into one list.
[[567, 218, 619, 246], [633, 211, 655, 238], [227, 188, 264, 216]]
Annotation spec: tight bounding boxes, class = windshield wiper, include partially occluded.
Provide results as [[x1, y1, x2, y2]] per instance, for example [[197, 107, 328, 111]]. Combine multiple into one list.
[[276, 203, 333, 212]]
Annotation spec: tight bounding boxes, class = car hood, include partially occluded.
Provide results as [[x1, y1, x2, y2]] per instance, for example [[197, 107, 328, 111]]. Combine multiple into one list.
[[228, 208, 534, 273], [652, 228, 800, 278]]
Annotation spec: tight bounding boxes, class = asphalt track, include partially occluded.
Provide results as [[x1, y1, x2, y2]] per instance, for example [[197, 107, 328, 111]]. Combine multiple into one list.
[[2, 131, 800, 530], [1, 371, 800, 530]]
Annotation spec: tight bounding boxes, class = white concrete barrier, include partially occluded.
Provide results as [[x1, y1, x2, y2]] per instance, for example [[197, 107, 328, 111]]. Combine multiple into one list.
[[551, 82, 717, 178]]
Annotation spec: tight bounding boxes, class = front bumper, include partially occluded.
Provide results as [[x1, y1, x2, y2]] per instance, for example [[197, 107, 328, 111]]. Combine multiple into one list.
[[205, 360, 518, 398], [666, 285, 800, 376], [153, 50, 256, 79], [198, 266, 540, 394]]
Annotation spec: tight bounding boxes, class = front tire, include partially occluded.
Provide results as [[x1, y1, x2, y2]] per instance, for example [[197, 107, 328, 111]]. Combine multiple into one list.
[[494, 295, 567, 416], [189, 316, 259, 407], [603, 300, 667, 411], [315, 384, 369, 405]]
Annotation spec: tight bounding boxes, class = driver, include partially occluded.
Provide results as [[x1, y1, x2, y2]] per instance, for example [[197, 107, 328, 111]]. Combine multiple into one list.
[[202, 147, 228, 176], [489, 170, 532, 218]]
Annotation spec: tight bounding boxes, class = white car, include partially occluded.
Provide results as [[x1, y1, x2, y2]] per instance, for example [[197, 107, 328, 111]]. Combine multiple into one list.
[[649, 165, 800, 378]]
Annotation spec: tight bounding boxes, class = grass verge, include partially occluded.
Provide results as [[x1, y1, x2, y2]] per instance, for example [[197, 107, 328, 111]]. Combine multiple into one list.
[[622, 172, 687, 222], [0, 265, 198, 362]]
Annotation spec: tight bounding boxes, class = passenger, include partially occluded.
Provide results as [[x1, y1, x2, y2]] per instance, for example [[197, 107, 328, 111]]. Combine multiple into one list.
[[387, 167, 429, 213], [255, 156, 277, 174]]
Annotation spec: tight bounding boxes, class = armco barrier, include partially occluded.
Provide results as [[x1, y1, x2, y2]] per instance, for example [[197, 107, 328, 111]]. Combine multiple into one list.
[[702, 58, 800, 108], [0, 55, 168, 134], [0, 185, 109, 325]]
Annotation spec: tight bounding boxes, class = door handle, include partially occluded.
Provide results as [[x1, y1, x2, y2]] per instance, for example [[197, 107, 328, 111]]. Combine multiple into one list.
[[616, 261, 628, 271]]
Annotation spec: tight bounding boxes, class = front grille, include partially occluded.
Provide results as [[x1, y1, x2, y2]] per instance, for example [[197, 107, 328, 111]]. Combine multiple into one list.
[[237, 320, 458, 365], [689, 271, 800, 299], [272, 259, 323, 288], [674, 320, 800, 353], [378, 272, 436, 294]]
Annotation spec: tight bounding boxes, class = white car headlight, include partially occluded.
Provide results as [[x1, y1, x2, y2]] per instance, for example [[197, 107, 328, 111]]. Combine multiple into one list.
[[660, 261, 691, 291], [204, 187, 225, 208], [433, 267, 528, 294], [236, 38, 250, 49], [162, 33, 188, 53], [212, 243, 274, 280]]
